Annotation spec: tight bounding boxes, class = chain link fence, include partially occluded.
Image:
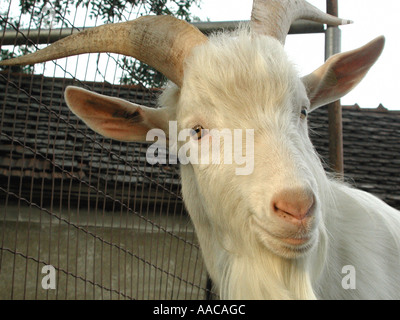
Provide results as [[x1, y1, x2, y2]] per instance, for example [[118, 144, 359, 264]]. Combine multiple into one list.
[[0, 0, 213, 300]]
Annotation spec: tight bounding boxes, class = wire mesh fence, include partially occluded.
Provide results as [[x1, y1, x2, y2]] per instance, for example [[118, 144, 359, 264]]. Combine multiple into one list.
[[0, 0, 213, 300]]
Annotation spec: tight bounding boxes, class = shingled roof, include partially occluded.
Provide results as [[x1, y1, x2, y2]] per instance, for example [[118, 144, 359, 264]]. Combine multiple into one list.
[[1, 71, 399, 210], [309, 105, 400, 209]]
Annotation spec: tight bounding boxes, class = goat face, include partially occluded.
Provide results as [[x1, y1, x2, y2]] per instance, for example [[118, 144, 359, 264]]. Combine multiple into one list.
[[176, 32, 322, 259]]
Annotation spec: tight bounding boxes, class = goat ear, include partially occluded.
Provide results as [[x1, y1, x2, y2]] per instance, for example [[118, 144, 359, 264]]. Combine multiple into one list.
[[302, 36, 385, 110], [64, 86, 172, 142]]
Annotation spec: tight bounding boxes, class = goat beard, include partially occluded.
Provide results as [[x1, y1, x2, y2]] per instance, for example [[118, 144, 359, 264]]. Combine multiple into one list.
[[216, 247, 317, 300], [210, 221, 329, 300]]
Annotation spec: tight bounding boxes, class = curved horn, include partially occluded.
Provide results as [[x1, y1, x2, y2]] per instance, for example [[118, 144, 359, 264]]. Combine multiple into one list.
[[0, 15, 207, 87], [251, 0, 352, 44]]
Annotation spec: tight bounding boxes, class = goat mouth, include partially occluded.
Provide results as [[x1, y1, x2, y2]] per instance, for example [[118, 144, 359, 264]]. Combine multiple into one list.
[[280, 237, 310, 246], [251, 216, 316, 256]]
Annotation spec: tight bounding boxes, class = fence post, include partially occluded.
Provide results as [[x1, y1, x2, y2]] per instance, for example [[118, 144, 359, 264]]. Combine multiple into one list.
[[325, 0, 344, 176]]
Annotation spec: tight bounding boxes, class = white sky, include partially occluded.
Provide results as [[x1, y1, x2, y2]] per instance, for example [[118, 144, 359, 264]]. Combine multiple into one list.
[[191, 0, 400, 110]]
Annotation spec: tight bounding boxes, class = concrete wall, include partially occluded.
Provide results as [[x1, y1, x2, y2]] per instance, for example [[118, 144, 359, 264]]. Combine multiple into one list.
[[0, 204, 209, 300]]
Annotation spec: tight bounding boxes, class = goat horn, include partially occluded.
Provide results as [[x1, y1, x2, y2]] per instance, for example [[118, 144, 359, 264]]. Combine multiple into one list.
[[251, 0, 352, 44], [0, 15, 207, 87]]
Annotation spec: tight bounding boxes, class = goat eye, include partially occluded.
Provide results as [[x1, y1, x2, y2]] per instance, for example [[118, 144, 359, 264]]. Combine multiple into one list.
[[191, 125, 205, 140], [300, 108, 308, 119]]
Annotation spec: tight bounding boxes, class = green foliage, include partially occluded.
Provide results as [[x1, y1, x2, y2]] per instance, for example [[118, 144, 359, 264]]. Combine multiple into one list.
[[18, 0, 200, 26]]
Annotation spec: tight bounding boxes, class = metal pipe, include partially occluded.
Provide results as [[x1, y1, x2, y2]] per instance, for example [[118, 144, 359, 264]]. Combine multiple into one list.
[[0, 20, 326, 46], [325, 0, 344, 176], [194, 19, 326, 35]]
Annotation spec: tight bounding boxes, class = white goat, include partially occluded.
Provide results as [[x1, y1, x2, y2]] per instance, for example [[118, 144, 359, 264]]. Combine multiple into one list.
[[2, 0, 400, 300]]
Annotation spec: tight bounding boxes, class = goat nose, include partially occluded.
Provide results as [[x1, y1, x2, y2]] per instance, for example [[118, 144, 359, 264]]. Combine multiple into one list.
[[271, 188, 315, 223]]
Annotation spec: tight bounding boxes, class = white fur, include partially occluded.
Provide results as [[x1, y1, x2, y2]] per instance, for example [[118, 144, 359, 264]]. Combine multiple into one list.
[[158, 28, 400, 299]]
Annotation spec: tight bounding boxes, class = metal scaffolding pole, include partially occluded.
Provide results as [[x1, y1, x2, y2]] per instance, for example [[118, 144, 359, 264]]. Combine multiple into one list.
[[326, 0, 344, 175], [0, 20, 325, 46]]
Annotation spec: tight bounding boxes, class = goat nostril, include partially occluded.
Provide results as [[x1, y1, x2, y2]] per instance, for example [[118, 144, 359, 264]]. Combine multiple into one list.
[[275, 203, 312, 221], [272, 189, 315, 222]]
